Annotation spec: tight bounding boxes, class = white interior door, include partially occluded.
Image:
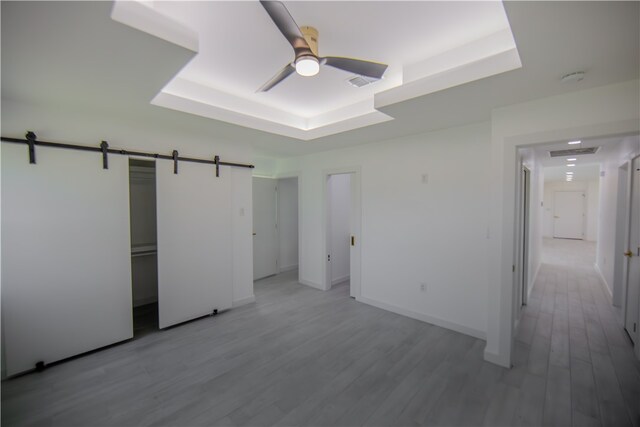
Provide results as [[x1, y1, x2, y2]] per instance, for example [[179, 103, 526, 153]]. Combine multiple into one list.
[[625, 157, 640, 345], [553, 191, 585, 239], [156, 161, 232, 329], [1, 144, 132, 376], [252, 177, 277, 280]]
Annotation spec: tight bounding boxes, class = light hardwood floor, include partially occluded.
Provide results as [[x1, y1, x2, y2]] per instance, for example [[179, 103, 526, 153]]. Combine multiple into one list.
[[2, 238, 639, 426]]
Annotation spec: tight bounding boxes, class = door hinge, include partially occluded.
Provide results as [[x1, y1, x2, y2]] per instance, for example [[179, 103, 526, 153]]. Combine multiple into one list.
[[328, 254, 331, 262], [512, 265, 515, 272]]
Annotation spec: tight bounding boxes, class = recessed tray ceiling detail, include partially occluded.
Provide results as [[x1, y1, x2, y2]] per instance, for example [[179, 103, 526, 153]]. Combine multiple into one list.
[[111, 1, 521, 141]]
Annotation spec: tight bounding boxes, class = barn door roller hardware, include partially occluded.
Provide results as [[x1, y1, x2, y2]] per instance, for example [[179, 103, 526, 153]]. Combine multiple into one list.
[[1, 131, 255, 175]]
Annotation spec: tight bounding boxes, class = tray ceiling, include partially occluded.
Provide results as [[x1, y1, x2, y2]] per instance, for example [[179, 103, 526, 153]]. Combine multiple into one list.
[[114, 1, 521, 141]]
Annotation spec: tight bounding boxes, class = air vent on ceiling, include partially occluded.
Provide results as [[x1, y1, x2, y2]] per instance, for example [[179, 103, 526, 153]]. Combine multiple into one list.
[[549, 147, 600, 157], [346, 75, 378, 88]]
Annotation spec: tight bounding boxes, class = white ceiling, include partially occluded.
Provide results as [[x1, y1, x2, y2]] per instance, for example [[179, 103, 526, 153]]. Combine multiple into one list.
[[1, 1, 638, 157], [113, 1, 519, 140], [535, 135, 634, 182]]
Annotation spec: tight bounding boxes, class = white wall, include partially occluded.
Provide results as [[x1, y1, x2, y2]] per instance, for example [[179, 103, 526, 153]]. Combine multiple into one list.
[[276, 122, 492, 339], [542, 179, 599, 241], [277, 177, 298, 272], [488, 79, 640, 367], [596, 135, 640, 300], [328, 174, 351, 285]]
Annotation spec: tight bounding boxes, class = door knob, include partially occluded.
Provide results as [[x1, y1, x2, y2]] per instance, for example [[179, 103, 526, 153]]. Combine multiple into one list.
[[554, 216, 559, 219], [624, 250, 633, 257]]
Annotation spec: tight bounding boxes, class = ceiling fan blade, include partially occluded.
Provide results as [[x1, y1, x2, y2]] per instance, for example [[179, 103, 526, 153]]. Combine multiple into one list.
[[258, 63, 296, 92], [322, 57, 388, 79], [260, 1, 313, 55]]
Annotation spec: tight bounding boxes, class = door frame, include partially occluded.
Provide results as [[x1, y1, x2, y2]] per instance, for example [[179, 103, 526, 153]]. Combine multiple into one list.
[[322, 167, 362, 298], [516, 165, 531, 311]]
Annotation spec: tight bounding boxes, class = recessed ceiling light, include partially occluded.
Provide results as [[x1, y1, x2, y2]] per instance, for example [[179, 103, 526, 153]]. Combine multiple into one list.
[[568, 140, 581, 145], [566, 158, 577, 161], [567, 164, 575, 167]]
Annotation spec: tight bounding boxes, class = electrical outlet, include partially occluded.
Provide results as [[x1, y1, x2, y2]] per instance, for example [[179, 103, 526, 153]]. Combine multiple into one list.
[[420, 283, 427, 292]]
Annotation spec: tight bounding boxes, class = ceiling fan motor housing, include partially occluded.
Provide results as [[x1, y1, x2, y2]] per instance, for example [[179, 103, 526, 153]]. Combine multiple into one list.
[[300, 26, 319, 57]]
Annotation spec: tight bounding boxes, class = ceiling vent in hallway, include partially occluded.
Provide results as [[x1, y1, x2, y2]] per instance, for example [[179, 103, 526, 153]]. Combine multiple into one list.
[[549, 147, 600, 157]]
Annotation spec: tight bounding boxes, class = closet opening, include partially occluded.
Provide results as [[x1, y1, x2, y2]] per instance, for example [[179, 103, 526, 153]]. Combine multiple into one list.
[[129, 159, 159, 337]]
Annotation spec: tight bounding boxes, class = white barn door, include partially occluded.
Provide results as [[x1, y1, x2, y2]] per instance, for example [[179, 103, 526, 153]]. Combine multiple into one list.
[[156, 161, 233, 329], [2, 143, 133, 376]]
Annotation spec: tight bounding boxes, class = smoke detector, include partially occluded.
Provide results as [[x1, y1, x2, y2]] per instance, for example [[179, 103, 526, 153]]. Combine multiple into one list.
[[561, 71, 585, 83]]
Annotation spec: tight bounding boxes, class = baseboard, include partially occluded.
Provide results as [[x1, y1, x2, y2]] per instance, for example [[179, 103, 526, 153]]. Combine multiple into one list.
[[133, 296, 158, 308], [483, 348, 510, 368], [232, 295, 255, 308], [278, 264, 298, 273], [331, 275, 350, 286], [356, 296, 486, 340], [299, 278, 325, 290], [594, 263, 613, 303]]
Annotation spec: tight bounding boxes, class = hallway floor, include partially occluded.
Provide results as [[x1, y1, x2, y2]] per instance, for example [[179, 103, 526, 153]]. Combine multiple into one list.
[[513, 238, 640, 427], [1, 241, 639, 426]]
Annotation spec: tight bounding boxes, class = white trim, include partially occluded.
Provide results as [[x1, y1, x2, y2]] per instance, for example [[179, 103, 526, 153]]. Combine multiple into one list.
[[594, 263, 613, 303], [483, 349, 509, 368], [278, 264, 298, 273], [299, 278, 324, 290], [357, 296, 487, 341], [331, 275, 350, 286], [232, 295, 255, 308]]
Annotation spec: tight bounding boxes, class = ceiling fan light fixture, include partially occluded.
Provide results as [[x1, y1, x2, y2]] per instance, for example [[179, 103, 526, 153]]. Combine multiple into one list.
[[295, 56, 319, 77]]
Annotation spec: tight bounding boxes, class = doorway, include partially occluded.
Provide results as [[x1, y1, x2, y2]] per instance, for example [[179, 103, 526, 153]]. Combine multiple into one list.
[[128, 159, 159, 337], [324, 170, 361, 298], [276, 177, 299, 275], [252, 176, 299, 281], [553, 191, 585, 239]]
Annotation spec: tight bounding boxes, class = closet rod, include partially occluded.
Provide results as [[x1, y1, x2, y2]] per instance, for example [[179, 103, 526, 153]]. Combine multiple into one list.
[[1, 133, 255, 171]]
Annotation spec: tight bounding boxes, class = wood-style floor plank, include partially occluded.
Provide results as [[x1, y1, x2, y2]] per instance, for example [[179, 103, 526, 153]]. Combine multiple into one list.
[[2, 238, 638, 426]]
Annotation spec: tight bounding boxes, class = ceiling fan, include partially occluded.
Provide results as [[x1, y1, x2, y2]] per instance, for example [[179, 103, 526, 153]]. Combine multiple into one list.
[[257, 0, 388, 92]]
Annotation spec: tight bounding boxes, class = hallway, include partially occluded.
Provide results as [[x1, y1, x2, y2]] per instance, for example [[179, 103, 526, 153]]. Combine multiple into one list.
[[513, 238, 640, 426]]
